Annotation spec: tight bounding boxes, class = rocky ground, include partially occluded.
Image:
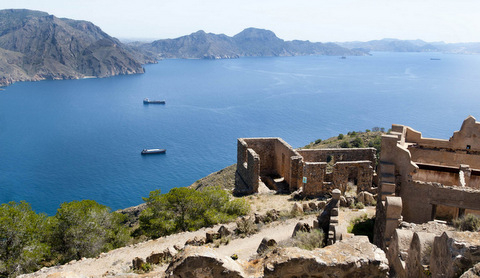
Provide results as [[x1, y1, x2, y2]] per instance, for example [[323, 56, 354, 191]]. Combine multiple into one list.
[[21, 193, 376, 278]]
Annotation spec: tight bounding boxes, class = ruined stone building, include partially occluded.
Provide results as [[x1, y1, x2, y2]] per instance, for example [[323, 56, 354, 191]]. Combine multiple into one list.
[[234, 137, 376, 197], [375, 116, 480, 250]]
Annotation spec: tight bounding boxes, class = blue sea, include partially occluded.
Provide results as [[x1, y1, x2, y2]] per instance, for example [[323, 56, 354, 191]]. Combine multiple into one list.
[[1, 52, 480, 215]]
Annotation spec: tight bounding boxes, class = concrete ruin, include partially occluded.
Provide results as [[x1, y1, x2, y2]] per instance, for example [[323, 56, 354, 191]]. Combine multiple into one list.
[[373, 116, 480, 277], [234, 137, 376, 197]]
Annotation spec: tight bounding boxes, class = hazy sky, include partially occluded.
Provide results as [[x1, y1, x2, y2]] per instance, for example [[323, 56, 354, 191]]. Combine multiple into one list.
[[2, 0, 480, 43]]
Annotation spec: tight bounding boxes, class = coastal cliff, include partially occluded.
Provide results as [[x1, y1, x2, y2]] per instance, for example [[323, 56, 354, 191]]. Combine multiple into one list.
[[0, 9, 156, 87]]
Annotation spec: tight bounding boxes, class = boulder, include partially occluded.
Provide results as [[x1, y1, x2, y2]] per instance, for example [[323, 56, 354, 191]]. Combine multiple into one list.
[[263, 236, 389, 277], [357, 191, 375, 205], [346, 196, 355, 207], [339, 196, 348, 207], [308, 202, 318, 211], [206, 231, 220, 243], [132, 257, 145, 270], [254, 213, 265, 224], [165, 246, 246, 278], [302, 203, 311, 213], [146, 247, 177, 265], [185, 236, 206, 246], [292, 222, 311, 237], [218, 225, 231, 238], [257, 237, 277, 254], [317, 201, 326, 210], [291, 203, 303, 215]]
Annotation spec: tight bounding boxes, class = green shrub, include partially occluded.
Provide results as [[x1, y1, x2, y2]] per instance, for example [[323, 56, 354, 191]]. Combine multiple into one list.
[[51, 200, 130, 263], [337, 134, 344, 140], [350, 131, 357, 137], [355, 202, 365, 209], [235, 217, 257, 237], [340, 141, 351, 148], [314, 139, 322, 144], [453, 214, 480, 231], [293, 230, 324, 250], [352, 137, 364, 147], [347, 214, 375, 242], [0, 201, 51, 277], [139, 187, 249, 239]]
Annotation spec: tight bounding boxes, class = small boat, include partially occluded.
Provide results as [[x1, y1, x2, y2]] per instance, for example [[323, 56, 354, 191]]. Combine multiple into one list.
[[143, 98, 165, 104], [141, 148, 166, 154], [340, 56, 346, 59], [430, 58, 441, 60]]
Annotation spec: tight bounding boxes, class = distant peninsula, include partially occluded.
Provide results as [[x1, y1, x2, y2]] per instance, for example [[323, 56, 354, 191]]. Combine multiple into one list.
[[337, 38, 480, 54], [135, 28, 368, 59], [0, 9, 156, 87]]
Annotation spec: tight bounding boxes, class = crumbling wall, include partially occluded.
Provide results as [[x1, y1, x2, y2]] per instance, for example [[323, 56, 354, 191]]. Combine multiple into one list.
[[430, 231, 480, 278], [235, 139, 260, 195], [302, 162, 327, 197], [235, 138, 378, 196], [241, 138, 277, 176], [332, 161, 373, 193]]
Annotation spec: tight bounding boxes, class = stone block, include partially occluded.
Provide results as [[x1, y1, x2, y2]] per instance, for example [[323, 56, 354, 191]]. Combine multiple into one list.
[[331, 208, 339, 216], [332, 189, 341, 200], [385, 196, 402, 218]]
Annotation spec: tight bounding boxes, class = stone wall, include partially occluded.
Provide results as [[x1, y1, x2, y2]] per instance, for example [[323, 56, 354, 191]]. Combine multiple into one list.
[[235, 137, 377, 197], [235, 139, 260, 195], [302, 162, 327, 197], [297, 148, 376, 164], [332, 161, 374, 194]]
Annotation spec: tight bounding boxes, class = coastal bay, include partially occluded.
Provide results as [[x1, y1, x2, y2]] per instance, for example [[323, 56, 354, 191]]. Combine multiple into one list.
[[1, 52, 479, 214]]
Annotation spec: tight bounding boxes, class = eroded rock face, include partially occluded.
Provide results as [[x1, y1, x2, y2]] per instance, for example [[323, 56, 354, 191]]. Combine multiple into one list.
[[165, 246, 246, 278], [430, 231, 480, 278], [263, 236, 389, 278]]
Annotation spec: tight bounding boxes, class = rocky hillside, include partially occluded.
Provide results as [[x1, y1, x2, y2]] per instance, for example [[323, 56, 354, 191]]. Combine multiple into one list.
[[137, 28, 368, 59], [0, 9, 156, 87]]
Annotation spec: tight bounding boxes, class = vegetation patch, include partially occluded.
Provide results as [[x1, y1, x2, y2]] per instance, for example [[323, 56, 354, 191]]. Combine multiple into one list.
[[139, 186, 250, 239], [453, 214, 480, 232], [347, 214, 375, 242], [0, 200, 129, 277], [292, 230, 325, 250], [304, 128, 387, 159]]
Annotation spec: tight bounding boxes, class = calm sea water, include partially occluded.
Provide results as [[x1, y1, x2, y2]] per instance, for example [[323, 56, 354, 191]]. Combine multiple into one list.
[[1, 52, 480, 215]]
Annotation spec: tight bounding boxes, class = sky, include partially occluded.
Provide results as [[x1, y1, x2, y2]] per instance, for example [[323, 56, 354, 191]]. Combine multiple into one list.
[[2, 0, 480, 43]]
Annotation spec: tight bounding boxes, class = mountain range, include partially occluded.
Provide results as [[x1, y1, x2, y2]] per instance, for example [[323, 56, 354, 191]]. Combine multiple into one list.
[[2, 9, 480, 87], [137, 28, 367, 59], [0, 9, 155, 87], [337, 38, 480, 54]]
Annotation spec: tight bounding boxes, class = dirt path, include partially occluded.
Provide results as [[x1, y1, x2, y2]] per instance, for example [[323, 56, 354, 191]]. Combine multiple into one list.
[[215, 215, 318, 261], [21, 198, 375, 278]]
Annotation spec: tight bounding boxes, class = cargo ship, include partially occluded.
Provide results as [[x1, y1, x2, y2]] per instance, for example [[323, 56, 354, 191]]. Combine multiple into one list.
[[143, 98, 165, 104], [141, 148, 166, 154]]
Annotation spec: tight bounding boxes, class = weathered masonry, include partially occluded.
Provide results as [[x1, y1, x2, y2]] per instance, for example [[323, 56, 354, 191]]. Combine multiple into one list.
[[374, 116, 480, 249], [234, 137, 376, 197]]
